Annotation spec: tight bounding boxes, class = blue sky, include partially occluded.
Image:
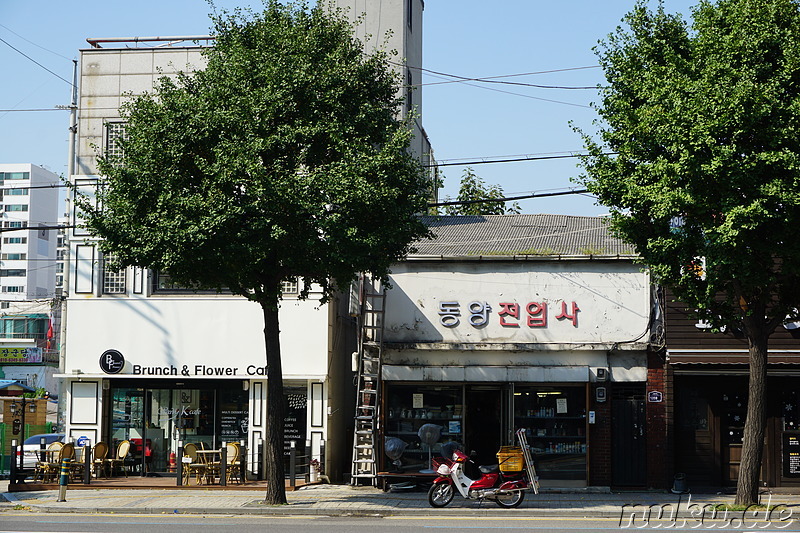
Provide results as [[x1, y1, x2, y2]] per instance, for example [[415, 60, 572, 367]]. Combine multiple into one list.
[[1, 0, 698, 218]]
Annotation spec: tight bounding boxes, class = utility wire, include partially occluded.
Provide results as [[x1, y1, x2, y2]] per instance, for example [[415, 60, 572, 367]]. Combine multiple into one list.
[[429, 188, 592, 208], [0, 37, 74, 87], [426, 152, 615, 168], [424, 71, 591, 108], [0, 24, 73, 61], [413, 65, 601, 89], [0, 108, 67, 113]]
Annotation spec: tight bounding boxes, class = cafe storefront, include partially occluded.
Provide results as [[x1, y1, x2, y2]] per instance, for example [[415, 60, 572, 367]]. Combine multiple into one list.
[[60, 277, 333, 479]]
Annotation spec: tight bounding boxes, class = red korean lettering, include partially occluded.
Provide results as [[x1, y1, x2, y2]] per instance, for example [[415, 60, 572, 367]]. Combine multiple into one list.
[[526, 302, 547, 327], [498, 302, 520, 327], [556, 301, 580, 327]]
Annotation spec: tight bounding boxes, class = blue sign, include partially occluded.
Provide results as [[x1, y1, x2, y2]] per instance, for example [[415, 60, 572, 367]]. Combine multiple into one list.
[[76, 436, 89, 447], [648, 391, 663, 403]]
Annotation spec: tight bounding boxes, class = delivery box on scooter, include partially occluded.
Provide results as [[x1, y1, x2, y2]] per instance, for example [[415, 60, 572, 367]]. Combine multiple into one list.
[[497, 446, 524, 472]]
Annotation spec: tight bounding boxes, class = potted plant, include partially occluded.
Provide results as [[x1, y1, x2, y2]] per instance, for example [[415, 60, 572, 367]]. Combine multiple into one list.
[[309, 458, 320, 482]]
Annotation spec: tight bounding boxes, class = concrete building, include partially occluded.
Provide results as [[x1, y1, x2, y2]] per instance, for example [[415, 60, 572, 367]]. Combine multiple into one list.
[[332, 0, 436, 199], [0, 164, 60, 400], [0, 164, 59, 301], [61, 37, 346, 478], [352, 215, 669, 489]]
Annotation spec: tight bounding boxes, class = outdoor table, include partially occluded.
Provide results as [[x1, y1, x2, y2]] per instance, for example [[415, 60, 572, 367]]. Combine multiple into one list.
[[193, 449, 222, 485]]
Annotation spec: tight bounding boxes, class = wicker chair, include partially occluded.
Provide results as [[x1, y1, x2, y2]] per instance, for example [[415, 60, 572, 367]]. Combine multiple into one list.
[[207, 442, 241, 484], [92, 441, 109, 478], [33, 441, 64, 482], [105, 440, 131, 477], [182, 442, 208, 485]]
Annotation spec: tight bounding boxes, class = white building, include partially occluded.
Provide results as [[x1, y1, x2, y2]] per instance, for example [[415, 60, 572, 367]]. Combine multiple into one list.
[[61, 38, 346, 479], [0, 164, 59, 301], [0, 164, 60, 398]]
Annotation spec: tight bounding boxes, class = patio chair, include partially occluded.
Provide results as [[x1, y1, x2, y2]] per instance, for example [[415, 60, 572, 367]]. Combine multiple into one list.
[[33, 441, 64, 482], [207, 442, 241, 484], [182, 442, 208, 485], [92, 441, 109, 478], [105, 440, 131, 477]]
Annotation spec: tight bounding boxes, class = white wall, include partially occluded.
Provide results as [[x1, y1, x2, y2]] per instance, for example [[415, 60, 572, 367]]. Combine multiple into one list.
[[65, 294, 329, 379], [384, 260, 652, 346]]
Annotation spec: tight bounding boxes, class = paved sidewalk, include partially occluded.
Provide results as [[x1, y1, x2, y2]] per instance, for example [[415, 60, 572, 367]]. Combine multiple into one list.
[[2, 483, 800, 519]]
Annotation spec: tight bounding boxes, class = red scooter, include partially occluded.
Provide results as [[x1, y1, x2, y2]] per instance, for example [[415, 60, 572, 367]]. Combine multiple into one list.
[[428, 449, 529, 508], [428, 430, 538, 508]]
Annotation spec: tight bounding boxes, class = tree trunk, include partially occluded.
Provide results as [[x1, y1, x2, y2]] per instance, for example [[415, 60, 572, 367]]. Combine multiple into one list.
[[262, 301, 287, 505], [735, 325, 768, 506]]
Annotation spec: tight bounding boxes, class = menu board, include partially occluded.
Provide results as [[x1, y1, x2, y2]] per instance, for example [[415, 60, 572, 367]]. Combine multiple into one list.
[[283, 391, 307, 457], [220, 409, 248, 441], [783, 433, 800, 478]]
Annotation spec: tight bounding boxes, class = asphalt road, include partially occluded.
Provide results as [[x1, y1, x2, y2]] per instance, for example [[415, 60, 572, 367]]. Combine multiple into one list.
[[1, 513, 800, 532]]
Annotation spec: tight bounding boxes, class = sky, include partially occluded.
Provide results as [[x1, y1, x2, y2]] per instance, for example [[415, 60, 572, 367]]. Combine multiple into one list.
[[1, 0, 699, 218]]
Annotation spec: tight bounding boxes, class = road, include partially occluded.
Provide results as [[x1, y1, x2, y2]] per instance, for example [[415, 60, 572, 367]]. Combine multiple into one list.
[[0, 513, 799, 532]]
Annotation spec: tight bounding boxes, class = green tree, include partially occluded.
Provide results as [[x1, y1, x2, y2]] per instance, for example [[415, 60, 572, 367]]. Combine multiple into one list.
[[577, 0, 800, 504], [441, 167, 520, 215], [79, 1, 430, 505]]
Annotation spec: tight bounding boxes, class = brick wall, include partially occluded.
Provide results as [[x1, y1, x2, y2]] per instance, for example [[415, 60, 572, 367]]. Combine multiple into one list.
[[646, 350, 670, 488], [588, 383, 612, 486]]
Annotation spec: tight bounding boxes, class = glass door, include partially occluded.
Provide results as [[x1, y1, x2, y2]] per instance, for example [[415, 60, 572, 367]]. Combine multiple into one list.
[[148, 389, 216, 474]]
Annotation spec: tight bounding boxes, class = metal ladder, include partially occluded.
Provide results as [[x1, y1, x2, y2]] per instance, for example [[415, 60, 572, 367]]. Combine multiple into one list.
[[515, 428, 540, 494], [350, 275, 386, 485]]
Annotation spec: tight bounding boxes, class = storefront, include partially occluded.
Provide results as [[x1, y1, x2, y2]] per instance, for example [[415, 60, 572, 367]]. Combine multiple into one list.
[[105, 379, 248, 473], [665, 292, 800, 489], [60, 267, 334, 478], [384, 383, 588, 482], [377, 218, 658, 488]]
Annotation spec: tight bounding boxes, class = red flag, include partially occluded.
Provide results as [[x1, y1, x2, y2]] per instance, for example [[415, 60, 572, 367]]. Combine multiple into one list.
[[46, 319, 53, 350]]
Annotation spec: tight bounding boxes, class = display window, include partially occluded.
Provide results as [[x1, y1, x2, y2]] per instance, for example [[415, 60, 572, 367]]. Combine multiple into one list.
[[513, 385, 587, 481], [384, 385, 463, 473], [108, 381, 248, 475]]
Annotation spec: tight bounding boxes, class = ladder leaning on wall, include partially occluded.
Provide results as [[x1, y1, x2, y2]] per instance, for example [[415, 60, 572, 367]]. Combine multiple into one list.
[[350, 275, 386, 486]]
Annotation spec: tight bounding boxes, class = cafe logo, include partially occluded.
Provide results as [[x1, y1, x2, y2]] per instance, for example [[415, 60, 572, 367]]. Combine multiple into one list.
[[100, 349, 125, 374]]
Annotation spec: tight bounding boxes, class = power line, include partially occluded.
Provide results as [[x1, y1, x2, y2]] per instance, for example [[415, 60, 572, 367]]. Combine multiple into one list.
[[426, 152, 614, 168], [429, 188, 592, 208], [0, 24, 73, 61], [0, 37, 74, 87], [423, 71, 591, 109], [0, 108, 67, 113]]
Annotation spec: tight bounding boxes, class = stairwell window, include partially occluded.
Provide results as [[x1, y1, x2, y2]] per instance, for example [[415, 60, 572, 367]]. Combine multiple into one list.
[[105, 122, 128, 165], [102, 254, 127, 294]]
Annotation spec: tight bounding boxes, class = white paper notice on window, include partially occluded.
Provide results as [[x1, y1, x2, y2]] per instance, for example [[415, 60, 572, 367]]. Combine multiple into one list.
[[556, 398, 568, 414], [412, 393, 423, 409]]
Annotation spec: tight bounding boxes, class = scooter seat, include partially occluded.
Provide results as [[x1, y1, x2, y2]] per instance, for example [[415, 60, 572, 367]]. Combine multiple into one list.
[[479, 464, 500, 474]]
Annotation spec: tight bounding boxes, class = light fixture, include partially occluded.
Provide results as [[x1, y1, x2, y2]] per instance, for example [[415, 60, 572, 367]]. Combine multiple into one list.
[[28, 402, 36, 413], [242, 381, 250, 391]]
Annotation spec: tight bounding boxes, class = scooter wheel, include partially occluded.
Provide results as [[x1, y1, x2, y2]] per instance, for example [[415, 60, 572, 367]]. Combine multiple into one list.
[[495, 490, 525, 508], [428, 482, 454, 508]]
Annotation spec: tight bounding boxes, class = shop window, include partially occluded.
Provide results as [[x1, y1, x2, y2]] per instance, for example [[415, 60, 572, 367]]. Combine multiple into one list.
[[384, 385, 463, 473], [513, 386, 587, 481], [783, 390, 799, 431]]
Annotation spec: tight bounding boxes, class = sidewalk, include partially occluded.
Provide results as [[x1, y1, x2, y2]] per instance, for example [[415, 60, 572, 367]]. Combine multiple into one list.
[[2, 482, 800, 519]]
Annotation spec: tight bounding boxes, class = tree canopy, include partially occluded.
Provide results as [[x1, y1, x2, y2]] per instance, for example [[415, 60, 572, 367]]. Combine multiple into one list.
[[80, 0, 431, 504], [578, 0, 800, 504], [440, 167, 520, 215]]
